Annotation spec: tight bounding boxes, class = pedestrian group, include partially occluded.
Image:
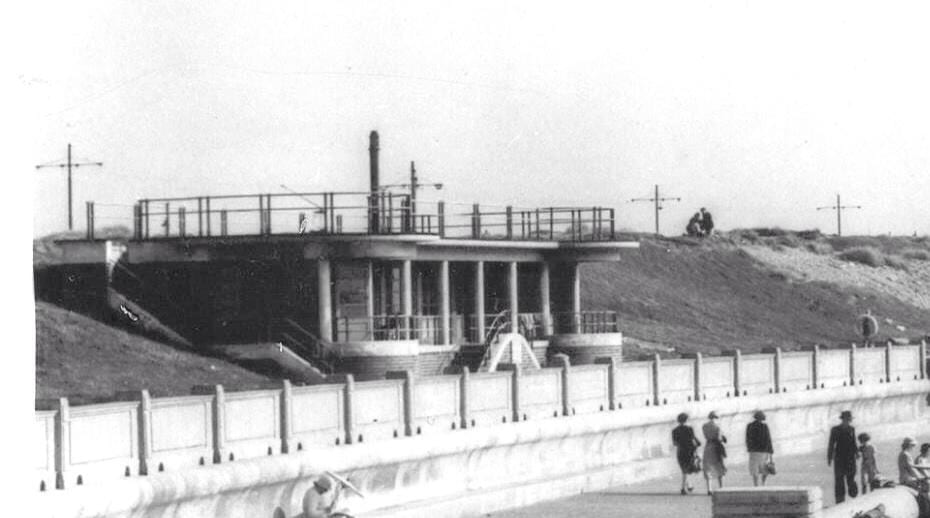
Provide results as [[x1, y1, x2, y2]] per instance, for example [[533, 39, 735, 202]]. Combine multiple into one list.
[[673, 409, 930, 502]]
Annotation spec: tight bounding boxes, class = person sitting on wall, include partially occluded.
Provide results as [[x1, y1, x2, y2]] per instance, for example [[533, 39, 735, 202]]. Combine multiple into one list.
[[303, 474, 342, 518], [686, 212, 703, 237], [898, 438, 929, 489], [699, 207, 715, 237]]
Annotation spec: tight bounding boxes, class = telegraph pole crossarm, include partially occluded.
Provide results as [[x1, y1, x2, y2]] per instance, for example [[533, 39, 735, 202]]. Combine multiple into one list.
[[631, 184, 681, 236], [35, 143, 104, 231], [817, 193, 861, 236]]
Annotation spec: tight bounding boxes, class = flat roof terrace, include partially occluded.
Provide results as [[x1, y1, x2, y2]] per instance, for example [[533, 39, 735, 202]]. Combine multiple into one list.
[[68, 191, 638, 263]]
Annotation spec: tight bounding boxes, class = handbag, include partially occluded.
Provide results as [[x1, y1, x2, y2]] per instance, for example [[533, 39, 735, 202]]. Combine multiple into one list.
[[764, 457, 777, 475], [689, 453, 703, 474]]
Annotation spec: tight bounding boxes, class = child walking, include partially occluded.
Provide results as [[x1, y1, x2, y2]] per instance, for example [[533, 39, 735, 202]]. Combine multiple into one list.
[[858, 433, 878, 493]]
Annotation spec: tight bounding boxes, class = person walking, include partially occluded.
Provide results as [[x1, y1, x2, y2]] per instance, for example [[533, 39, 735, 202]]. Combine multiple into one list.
[[702, 411, 727, 494], [828, 410, 859, 503], [672, 412, 701, 495], [746, 410, 774, 487]]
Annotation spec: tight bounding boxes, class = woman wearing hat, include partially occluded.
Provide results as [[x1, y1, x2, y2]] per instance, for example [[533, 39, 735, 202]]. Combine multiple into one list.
[[746, 410, 774, 487], [702, 411, 727, 494], [672, 412, 701, 495]]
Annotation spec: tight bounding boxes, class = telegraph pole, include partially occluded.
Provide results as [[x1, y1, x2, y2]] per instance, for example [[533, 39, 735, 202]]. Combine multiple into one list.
[[35, 143, 103, 230], [817, 194, 861, 236], [631, 184, 681, 236]]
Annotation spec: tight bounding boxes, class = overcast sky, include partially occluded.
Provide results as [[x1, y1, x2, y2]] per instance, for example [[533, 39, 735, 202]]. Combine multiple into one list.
[[20, 1, 930, 237]]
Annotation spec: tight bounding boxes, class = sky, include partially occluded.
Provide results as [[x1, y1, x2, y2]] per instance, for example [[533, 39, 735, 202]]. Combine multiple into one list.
[[16, 0, 930, 237]]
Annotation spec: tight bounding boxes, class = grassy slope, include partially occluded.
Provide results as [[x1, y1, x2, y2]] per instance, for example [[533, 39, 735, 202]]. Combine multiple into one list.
[[583, 236, 930, 358], [36, 301, 275, 405]]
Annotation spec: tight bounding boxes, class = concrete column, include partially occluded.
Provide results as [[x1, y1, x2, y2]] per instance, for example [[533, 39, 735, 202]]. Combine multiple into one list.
[[474, 261, 486, 343], [571, 262, 582, 333], [366, 261, 375, 336], [509, 365, 522, 422], [402, 260, 413, 339], [508, 261, 519, 333], [317, 259, 333, 342], [440, 260, 451, 345], [595, 357, 618, 410], [540, 262, 553, 336], [552, 355, 572, 416]]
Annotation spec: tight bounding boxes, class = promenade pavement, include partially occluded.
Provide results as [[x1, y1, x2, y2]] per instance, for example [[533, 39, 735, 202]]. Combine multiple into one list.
[[490, 438, 914, 518]]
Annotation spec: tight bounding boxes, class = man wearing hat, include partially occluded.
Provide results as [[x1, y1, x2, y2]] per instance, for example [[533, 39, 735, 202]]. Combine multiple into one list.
[[827, 410, 859, 503]]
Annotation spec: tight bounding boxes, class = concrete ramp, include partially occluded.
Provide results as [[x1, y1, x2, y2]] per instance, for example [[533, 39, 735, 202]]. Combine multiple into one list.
[[212, 342, 328, 384]]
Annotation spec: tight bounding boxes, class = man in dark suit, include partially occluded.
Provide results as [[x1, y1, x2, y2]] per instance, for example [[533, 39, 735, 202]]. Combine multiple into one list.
[[828, 410, 859, 503]]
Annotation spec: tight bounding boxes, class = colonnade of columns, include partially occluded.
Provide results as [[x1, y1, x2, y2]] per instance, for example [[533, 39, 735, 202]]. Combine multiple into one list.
[[316, 259, 581, 345]]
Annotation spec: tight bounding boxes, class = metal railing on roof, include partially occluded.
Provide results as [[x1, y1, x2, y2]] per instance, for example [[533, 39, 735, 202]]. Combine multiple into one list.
[[81, 191, 619, 243]]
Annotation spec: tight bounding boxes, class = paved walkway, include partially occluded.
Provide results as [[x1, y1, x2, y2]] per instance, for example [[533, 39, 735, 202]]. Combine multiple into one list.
[[489, 438, 914, 518]]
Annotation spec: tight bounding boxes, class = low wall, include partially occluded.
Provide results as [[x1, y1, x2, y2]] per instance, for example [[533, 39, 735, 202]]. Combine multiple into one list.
[[36, 342, 928, 517], [38, 380, 930, 518]]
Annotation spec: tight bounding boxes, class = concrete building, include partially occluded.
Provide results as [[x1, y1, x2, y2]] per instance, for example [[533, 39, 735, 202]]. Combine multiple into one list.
[[40, 131, 638, 380]]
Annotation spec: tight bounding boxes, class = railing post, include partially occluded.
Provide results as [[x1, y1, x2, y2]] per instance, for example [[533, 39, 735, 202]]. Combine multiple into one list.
[[85, 201, 94, 240], [220, 210, 228, 236], [205, 197, 211, 237], [164, 203, 170, 236], [438, 201, 445, 237], [387, 370, 415, 436], [459, 368, 471, 429], [506, 206, 513, 240], [773, 347, 783, 393], [652, 354, 662, 406], [549, 207, 554, 238], [138, 390, 152, 475], [884, 341, 893, 382], [197, 197, 203, 237], [266, 194, 272, 234], [143, 199, 150, 239], [595, 357, 618, 410], [280, 380, 293, 454], [54, 397, 69, 489], [344, 374, 355, 444], [733, 349, 743, 396], [920, 340, 927, 379], [812, 345, 821, 389], [553, 354, 572, 416], [609, 208, 615, 239], [214, 385, 226, 462], [693, 352, 703, 402], [178, 206, 186, 238], [133, 203, 142, 240], [849, 343, 857, 386]]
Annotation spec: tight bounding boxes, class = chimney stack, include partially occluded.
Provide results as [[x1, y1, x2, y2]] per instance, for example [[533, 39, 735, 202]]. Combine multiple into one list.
[[369, 131, 380, 194]]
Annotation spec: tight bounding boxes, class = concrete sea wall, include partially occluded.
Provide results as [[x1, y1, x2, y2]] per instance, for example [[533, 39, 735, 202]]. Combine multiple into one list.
[[36, 344, 928, 517]]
